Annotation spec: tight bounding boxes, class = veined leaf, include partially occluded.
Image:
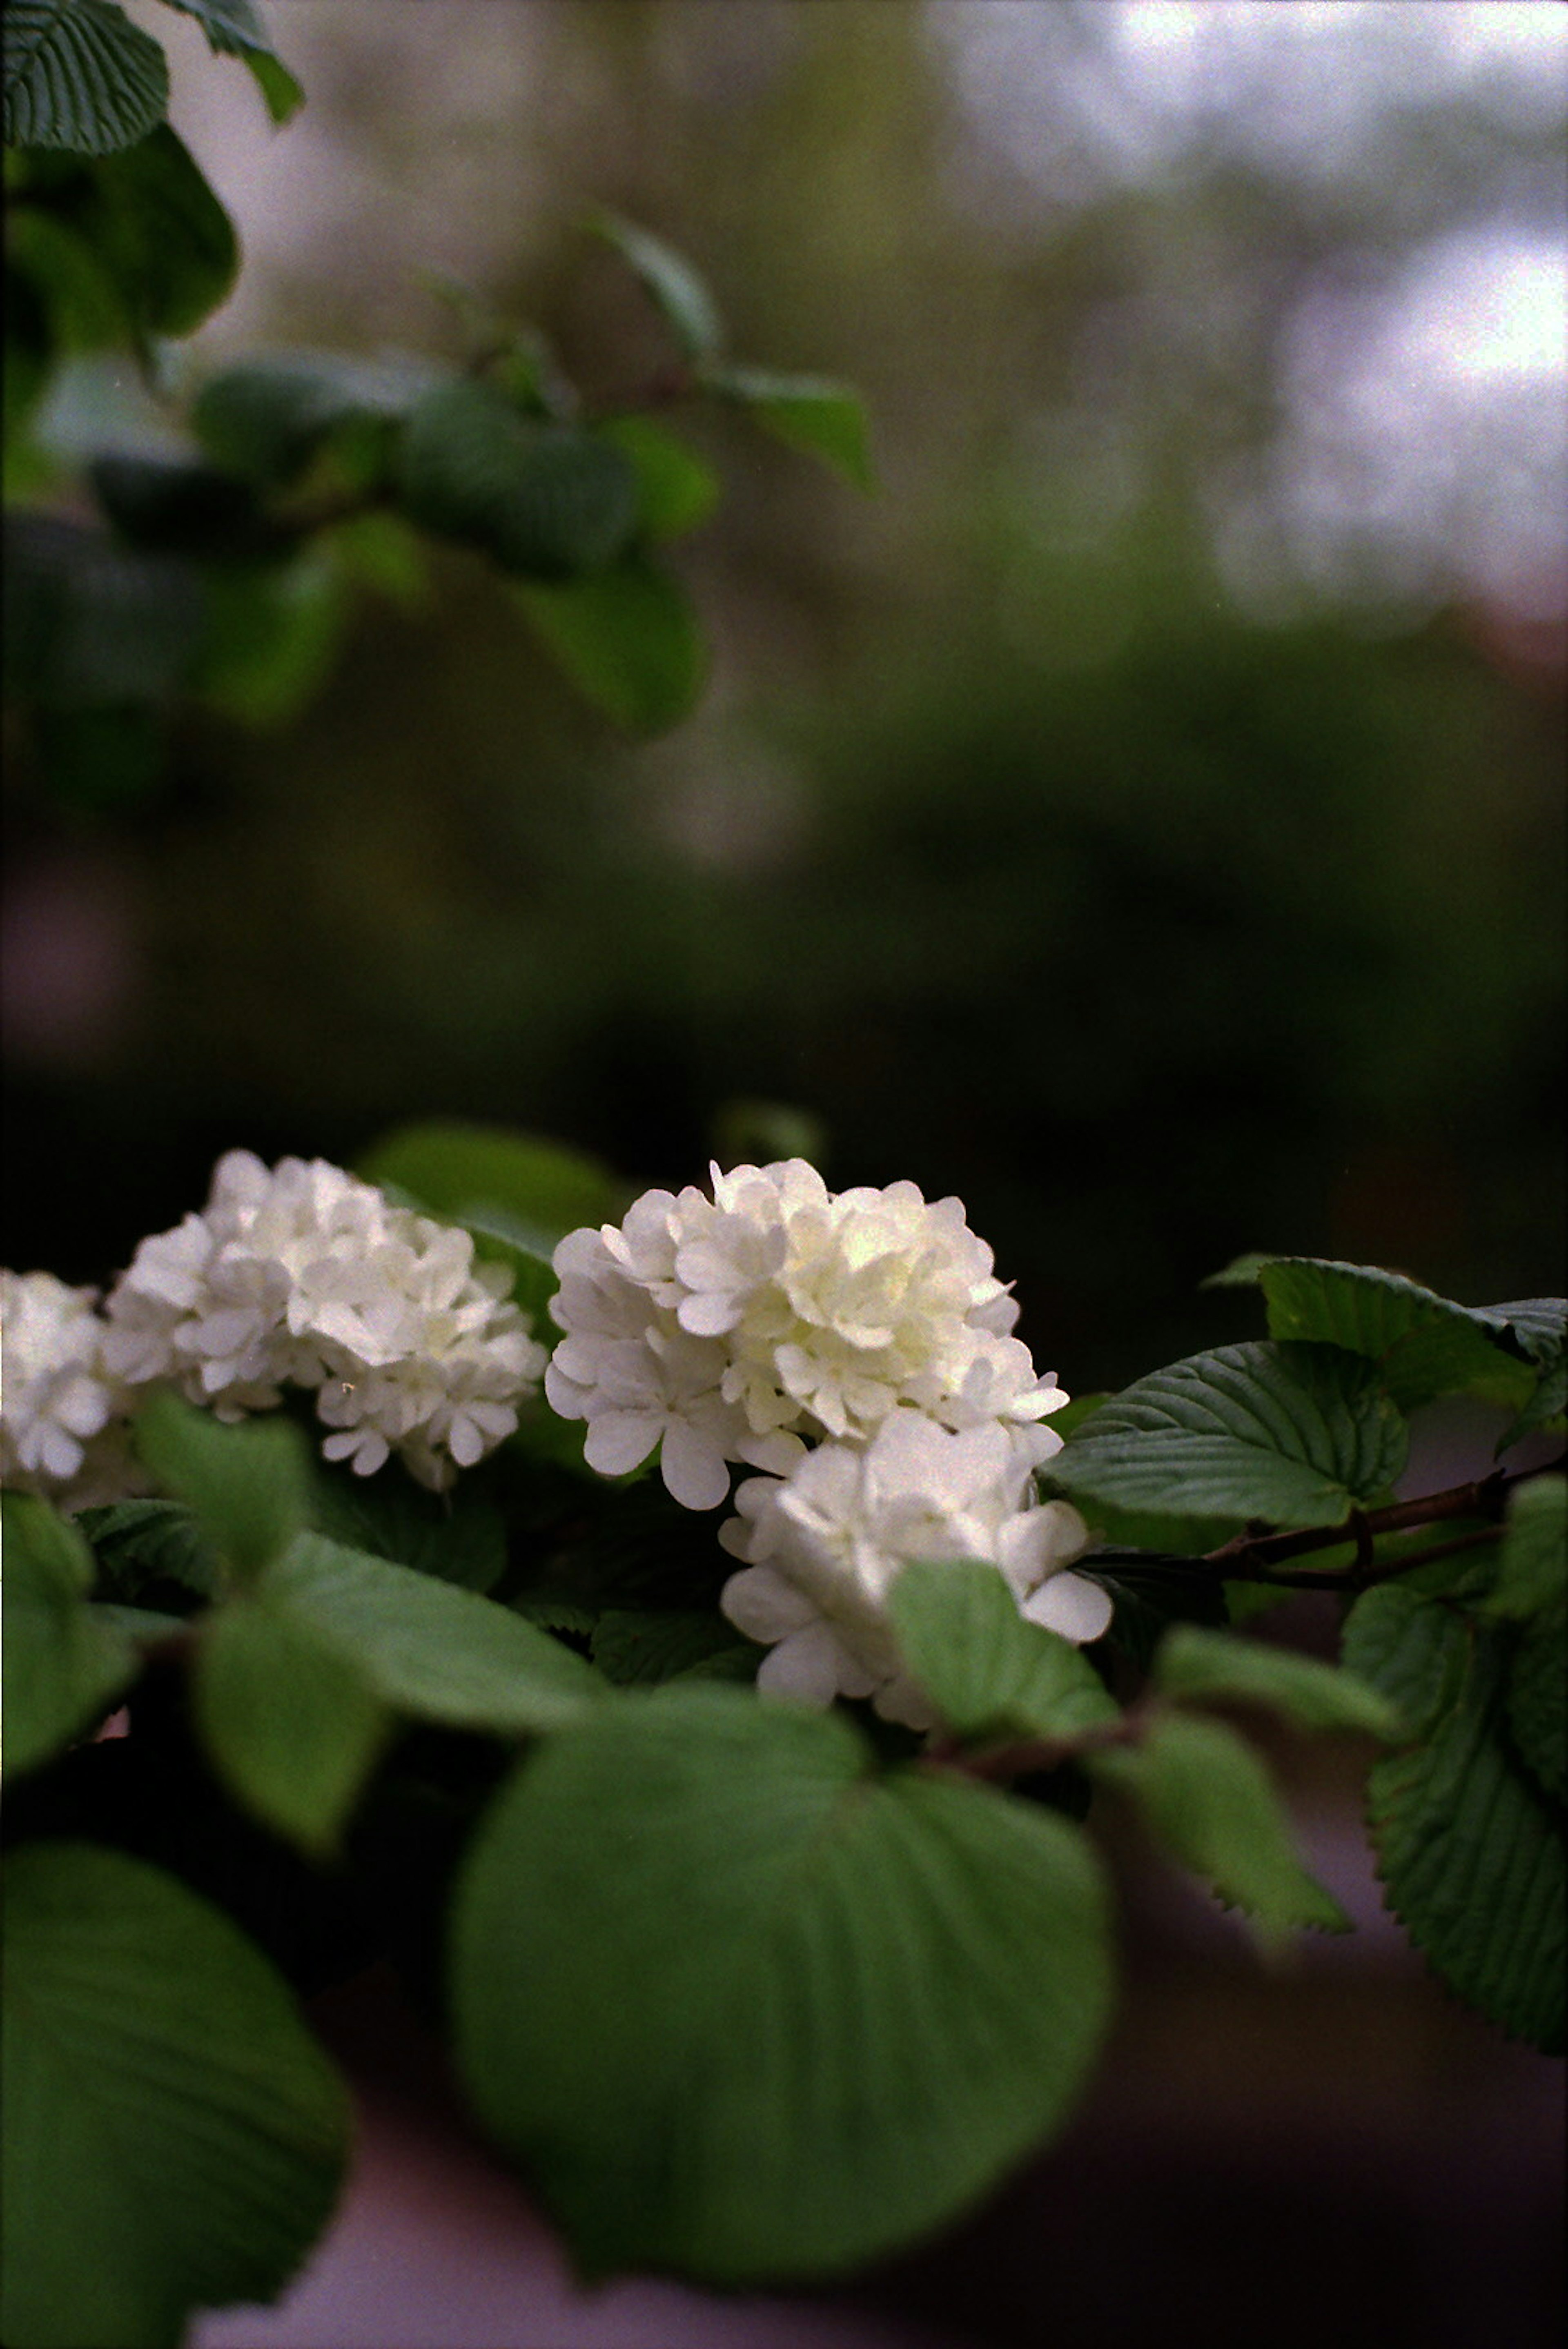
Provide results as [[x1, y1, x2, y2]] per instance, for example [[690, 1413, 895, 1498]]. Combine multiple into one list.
[[1484, 1474, 1566, 1621], [1235, 1255, 1547, 1412], [590, 1607, 755, 1688], [1089, 1711, 1347, 1941], [1509, 1604, 1565, 1805], [1152, 1622, 1402, 1739], [4, 0, 168, 155], [266, 1532, 602, 1734], [887, 1558, 1119, 1744], [452, 1686, 1112, 2282], [2, 1843, 349, 2348], [2, 1493, 139, 1777], [1050, 1340, 1408, 1540], [1344, 1582, 1565, 2051]]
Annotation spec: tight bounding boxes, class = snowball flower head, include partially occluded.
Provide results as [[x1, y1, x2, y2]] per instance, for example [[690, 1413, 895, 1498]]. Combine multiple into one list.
[[546, 1159, 1068, 1509], [102, 1151, 547, 1487], [0, 1271, 140, 1510], [718, 1412, 1111, 1728]]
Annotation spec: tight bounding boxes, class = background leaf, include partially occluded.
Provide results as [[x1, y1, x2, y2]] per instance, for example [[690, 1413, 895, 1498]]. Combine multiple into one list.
[[4, 0, 168, 156], [357, 1118, 628, 1262], [887, 1558, 1119, 1743], [589, 1607, 755, 1687], [452, 1686, 1112, 2283], [517, 556, 705, 731], [1051, 1340, 1408, 1540], [1, 1842, 349, 2349], [1152, 1622, 1403, 1738], [599, 415, 721, 540], [1089, 1712, 1348, 1940], [134, 1392, 307, 1583], [590, 212, 723, 361], [1344, 1582, 1565, 2051], [705, 365, 874, 490], [152, 0, 302, 124], [1, 1493, 139, 1776], [397, 379, 637, 579], [194, 1594, 388, 1854]]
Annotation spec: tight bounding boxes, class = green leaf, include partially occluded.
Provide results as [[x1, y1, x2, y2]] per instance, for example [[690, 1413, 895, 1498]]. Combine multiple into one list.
[[705, 365, 874, 491], [1047, 1392, 1114, 1441], [133, 1391, 307, 1584], [194, 1594, 388, 1854], [517, 554, 705, 733], [1089, 1712, 1347, 1940], [90, 452, 276, 558], [1240, 1256, 1543, 1411], [2, 1842, 349, 2348], [1050, 1340, 1408, 1541], [357, 1119, 627, 1264], [193, 547, 347, 728], [266, 1532, 603, 1734], [7, 512, 205, 705], [598, 416, 720, 541], [1, 1493, 139, 1776], [78, 1496, 222, 1606], [1484, 1475, 1566, 1620], [4, 0, 168, 155], [451, 1687, 1112, 2283], [193, 352, 437, 489], [307, 1464, 506, 1594], [151, 0, 303, 124], [82, 126, 238, 338], [589, 212, 723, 362], [1071, 1553, 1227, 1671], [589, 1607, 755, 1688], [886, 1559, 1119, 1744], [1509, 1604, 1566, 1805], [1344, 1582, 1565, 2050], [397, 379, 637, 579], [1152, 1622, 1403, 1738]]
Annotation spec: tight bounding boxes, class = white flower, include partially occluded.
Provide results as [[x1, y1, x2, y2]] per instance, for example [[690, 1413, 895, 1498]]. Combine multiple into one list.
[[102, 1151, 548, 1486], [718, 1412, 1110, 1728], [0, 1271, 141, 1510], [548, 1159, 1068, 1506]]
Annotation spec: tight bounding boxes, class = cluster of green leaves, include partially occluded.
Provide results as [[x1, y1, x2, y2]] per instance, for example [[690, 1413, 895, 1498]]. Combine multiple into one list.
[[5, 7, 872, 803], [1047, 1252, 1566, 2048], [18, 1126, 1555, 2341]]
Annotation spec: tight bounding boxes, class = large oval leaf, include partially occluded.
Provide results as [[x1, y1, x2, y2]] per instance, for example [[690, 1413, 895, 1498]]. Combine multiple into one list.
[[1, 1842, 349, 2349], [451, 1685, 1112, 2283]]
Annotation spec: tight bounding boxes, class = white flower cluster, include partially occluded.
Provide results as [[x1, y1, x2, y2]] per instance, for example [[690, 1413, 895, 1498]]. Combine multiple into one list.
[[99, 1151, 548, 1488], [0, 1270, 141, 1511], [548, 1158, 1110, 1719]]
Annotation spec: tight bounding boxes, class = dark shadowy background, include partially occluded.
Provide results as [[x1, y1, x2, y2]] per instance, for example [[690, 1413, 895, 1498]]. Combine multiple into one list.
[[6, 7, 1565, 2342]]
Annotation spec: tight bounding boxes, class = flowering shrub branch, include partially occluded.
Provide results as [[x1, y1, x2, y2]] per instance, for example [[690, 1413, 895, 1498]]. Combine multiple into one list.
[[4, 1127, 1563, 2342]]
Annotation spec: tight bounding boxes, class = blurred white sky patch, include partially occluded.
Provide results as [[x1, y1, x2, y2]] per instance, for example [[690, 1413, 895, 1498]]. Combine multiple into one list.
[[936, 0, 1568, 623]]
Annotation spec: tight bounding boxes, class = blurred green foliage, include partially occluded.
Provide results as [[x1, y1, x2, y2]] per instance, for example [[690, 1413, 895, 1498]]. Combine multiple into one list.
[[4, 0, 1562, 1395]]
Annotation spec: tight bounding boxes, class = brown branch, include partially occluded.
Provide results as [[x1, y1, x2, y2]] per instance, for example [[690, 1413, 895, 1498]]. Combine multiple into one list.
[[1205, 1457, 1560, 1585]]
